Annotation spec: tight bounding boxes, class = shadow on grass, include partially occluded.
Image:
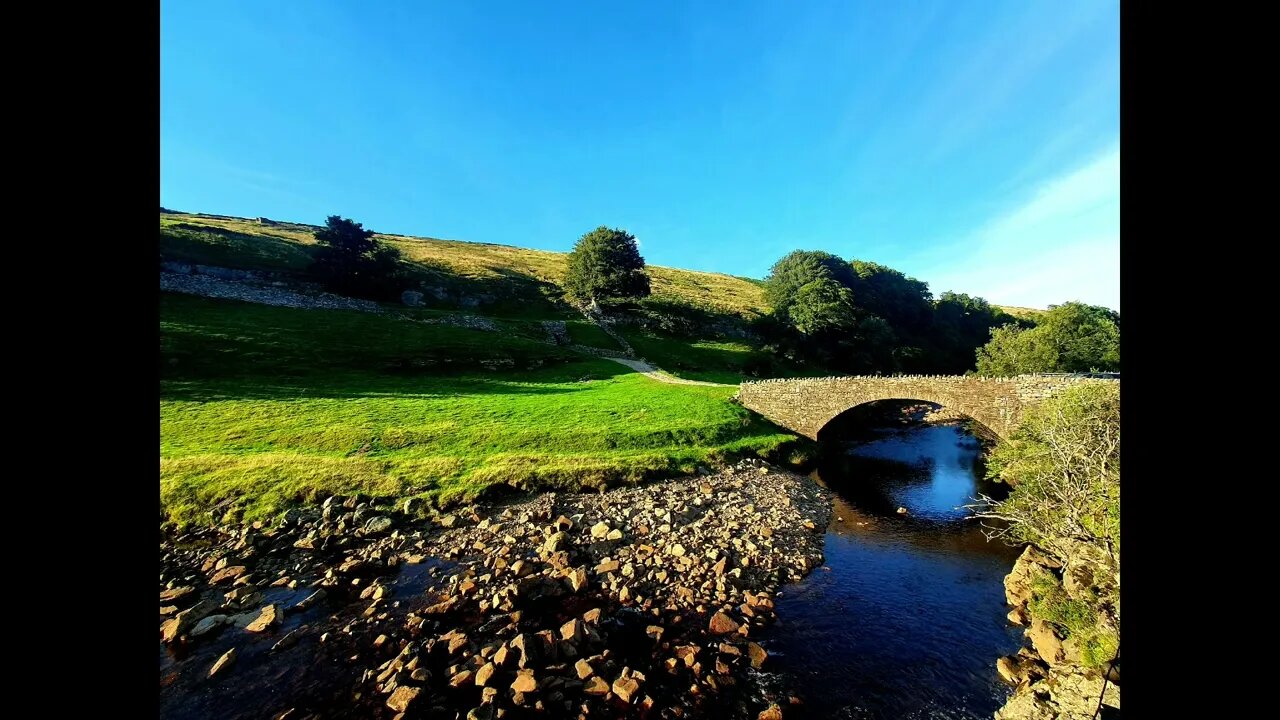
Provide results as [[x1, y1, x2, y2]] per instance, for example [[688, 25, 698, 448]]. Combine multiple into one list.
[[387, 258, 570, 319], [161, 365, 635, 402]]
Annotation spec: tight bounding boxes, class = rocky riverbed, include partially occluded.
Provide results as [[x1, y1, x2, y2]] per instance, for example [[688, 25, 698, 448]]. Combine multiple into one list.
[[160, 459, 831, 720]]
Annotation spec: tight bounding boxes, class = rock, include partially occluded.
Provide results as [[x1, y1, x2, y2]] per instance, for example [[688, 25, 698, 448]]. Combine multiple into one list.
[[386, 685, 421, 713], [669, 544, 687, 557], [747, 642, 768, 669], [210, 565, 248, 584], [567, 567, 588, 592], [190, 614, 229, 640], [510, 669, 537, 693], [208, 648, 236, 678], [1027, 618, 1066, 665], [612, 674, 641, 703], [896, 507, 908, 515], [758, 703, 784, 720], [510, 634, 543, 668], [160, 586, 195, 603], [1005, 546, 1061, 611], [996, 656, 1023, 684], [606, 529, 624, 541], [272, 626, 306, 651], [294, 588, 327, 611], [1008, 606, 1029, 626], [450, 669, 474, 688], [364, 516, 393, 534], [575, 660, 594, 680], [401, 290, 425, 307], [544, 531, 568, 554], [674, 645, 699, 667], [475, 662, 497, 686], [583, 676, 610, 696], [245, 604, 280, 633], [161, 600, 217, 643], [590, 522, 611, 539], [709, 611, 740, 635]]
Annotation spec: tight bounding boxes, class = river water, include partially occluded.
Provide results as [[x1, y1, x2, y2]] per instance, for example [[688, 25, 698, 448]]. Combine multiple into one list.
[[765, 423, 1023, 719]]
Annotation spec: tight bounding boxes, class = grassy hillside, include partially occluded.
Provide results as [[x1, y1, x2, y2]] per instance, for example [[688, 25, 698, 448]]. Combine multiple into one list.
[[995, 305, 1047, 322], [160, 293, 802, 528], [160, 211, 768, 319]]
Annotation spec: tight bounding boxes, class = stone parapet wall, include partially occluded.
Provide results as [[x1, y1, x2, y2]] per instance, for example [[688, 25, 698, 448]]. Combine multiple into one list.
[[737, 375, 1117, 439]]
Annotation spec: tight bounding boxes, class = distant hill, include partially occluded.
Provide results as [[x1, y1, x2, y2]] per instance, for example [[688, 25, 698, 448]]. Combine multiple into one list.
[[994, 305, 1047, 322], [160, 211, 768, 320]]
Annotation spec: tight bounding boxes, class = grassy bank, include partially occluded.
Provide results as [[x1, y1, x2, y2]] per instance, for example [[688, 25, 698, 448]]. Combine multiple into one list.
[[160, 294, 802, 528]]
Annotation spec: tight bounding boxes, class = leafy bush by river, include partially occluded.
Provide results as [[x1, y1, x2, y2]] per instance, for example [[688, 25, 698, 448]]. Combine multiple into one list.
[[977, 383, 1120, 718]]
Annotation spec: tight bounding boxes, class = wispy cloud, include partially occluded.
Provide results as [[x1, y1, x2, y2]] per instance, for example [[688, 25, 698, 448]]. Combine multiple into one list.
[[915, 145, 1119, 310]]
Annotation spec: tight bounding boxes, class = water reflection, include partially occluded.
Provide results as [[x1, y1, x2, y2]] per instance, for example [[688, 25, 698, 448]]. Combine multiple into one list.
[[766, 424, 1023, 719]]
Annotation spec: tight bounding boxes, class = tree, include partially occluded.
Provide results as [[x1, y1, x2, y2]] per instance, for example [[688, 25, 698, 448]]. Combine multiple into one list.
[[975, 301, 1120, 376], [848, 260, 933, 333], [788, 278, 857, 336], [763, 250, 856, 321], [973, 382, 1120, 668], [930, 291, 1015, 373], [309, 215, 405, 300], [563, 227, 651, 305]]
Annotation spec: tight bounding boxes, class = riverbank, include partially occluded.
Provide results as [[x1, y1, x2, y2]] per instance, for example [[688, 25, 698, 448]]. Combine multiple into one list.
[[993, 546, 1120, 719], [160, 458, 831, 720]]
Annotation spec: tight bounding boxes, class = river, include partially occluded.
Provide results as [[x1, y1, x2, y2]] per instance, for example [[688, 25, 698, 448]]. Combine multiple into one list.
[[764, 422, 1023, 719]]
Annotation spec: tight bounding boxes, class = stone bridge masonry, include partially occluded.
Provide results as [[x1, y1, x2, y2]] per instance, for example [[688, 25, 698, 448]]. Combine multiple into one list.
[[735, 374, 1118, 440]]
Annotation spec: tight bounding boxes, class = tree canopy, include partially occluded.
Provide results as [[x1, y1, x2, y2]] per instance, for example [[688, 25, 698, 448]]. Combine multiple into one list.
[[975, 301, 1120, 376], [308, 215, 405, 300], [563, 227, 651, 304], [762, 250, 943, 374]]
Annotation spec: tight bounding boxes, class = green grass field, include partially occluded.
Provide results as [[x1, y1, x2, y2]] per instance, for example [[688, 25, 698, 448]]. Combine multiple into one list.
[[160, 294, 802, 528]]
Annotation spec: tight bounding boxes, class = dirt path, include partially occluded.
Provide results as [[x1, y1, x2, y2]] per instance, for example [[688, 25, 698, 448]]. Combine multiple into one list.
[[602, 356, 736, 387]]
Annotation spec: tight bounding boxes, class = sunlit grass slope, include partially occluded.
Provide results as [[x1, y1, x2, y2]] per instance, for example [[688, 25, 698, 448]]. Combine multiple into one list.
[[159, 211, 769, 319], [160, 294, 800, 528]]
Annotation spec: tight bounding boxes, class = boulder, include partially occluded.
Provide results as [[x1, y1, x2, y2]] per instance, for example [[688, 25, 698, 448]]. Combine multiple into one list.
[[709, 611, 740, 635], [1027, 618, 1066, 665], [386, 685, 421, 713], [510, 669, 537, 693], [401, 290, 425, 307], [208, 648, 237, 678], [363, 516, 393, 534], [245, 604, 280, 633]]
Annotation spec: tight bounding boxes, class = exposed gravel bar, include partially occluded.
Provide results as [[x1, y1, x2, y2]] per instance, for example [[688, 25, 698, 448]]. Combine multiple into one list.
[[159, 458, 832, 720]]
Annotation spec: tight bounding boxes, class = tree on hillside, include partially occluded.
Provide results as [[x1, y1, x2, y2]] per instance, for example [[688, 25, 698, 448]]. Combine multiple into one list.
[[848, 260, 933, 333], [763, 250, 857, 321], [787, 278, 857, 336], [309, 215, 405, 300], [975, 301, 1120, 376], [563, 227, 651, 305]]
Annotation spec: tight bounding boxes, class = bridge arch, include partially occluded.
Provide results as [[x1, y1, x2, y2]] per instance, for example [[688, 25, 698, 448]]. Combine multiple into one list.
[[736, 375, 1117, 441], [814, 398, 1002, 443]]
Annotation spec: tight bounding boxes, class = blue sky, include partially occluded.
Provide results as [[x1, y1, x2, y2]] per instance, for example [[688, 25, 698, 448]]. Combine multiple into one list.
[[161, 1, 1119, 310]]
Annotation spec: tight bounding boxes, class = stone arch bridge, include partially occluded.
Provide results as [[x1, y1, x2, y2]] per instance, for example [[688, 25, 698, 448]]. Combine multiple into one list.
[[736, 374, 1118, 440]]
